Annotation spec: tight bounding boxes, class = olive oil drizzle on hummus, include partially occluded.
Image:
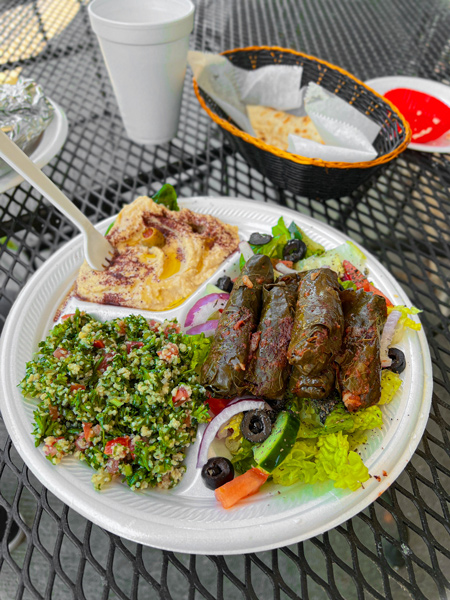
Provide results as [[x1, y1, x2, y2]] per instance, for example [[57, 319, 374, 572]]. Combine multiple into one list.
[[75, 197, 239, 311]]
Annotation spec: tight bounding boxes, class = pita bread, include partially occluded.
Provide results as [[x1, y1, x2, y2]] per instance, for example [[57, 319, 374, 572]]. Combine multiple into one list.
[[247, 105, 323, 150]]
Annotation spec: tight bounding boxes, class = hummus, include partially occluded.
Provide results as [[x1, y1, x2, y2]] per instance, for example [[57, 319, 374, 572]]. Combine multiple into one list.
[[75, 196, 239, 311]]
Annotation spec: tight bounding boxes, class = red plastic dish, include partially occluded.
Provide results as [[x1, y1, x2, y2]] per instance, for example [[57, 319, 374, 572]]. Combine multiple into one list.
[[384, 88, 450, 144]]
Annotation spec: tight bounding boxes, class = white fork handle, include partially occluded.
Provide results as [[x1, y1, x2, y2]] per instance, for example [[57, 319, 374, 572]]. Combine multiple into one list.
[[0, 129, 97, 237]]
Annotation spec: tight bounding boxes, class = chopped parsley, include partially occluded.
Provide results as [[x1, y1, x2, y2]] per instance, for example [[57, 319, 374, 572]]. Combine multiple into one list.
[[20, 310, 210, 491]]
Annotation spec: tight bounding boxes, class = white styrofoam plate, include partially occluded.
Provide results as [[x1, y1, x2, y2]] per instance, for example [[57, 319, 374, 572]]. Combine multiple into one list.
[[365, 76, 450, 153], [0, 197, 432, 555], [0, 98, 68, 193]]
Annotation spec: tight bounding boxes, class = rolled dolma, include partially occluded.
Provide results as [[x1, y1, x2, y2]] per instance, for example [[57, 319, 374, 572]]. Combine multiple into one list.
[[200, 254, 274, 397], [287, 268, 344, 376], [288, 365, 335, 400], [337, 289, 387, 412], [246, 273, 300, 399]]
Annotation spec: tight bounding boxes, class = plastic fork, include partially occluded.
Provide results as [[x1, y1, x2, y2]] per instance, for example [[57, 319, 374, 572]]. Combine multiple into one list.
[[0, 129, 114, 271]]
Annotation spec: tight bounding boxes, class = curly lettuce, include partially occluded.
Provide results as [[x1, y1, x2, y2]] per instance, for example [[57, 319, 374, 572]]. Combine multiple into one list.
[[389, 305, 422, 345], [248, 217, 325, 261], [379, 370, 402, 405], [270, 400, 381, 491]]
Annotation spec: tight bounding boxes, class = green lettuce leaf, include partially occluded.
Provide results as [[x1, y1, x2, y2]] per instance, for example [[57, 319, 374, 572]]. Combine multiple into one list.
[[379, 370, 402, 405], [288, 221, 302, 240], [184, 334, 211, 373], [270, 401, 377, 491], [288, 221, 325, 258], [250, 217, 292, 259], [247, 217, 325, 262], [104, 222, 115, 236], [296, 401, 382, 438], [152, 183, 179, 211], [272, 217, 291, 238], [332, 450, 370, 491], [273, 430, 370, 491], [223, 413, 256, 473], [271, 439, 318, 486], [339, 279, 357, 291], [315, 431, 354, 482], [230, 439, 256, 473]]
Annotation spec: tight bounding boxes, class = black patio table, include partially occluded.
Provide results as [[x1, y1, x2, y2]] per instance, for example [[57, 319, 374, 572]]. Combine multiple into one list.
[[1, 1, 449, 598]]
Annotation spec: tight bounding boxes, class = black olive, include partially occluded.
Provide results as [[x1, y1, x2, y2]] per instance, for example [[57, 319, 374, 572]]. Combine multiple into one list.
[[201, 457, 234, 490], [216, 275, 233, 293], [265, 397, 287, 413], [388, 348, 406, 374], [240, 410, 272, 443], [282, 238, 307, 262], [249, 232, 272, 246], [265, 409, 279, 424]]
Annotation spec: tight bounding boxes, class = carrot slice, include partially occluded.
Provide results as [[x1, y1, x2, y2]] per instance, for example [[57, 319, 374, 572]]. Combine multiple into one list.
[[215, 467, 269, 509]]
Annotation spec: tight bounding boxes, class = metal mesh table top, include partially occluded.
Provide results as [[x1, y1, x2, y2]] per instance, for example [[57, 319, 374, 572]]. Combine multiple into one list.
[[0, 0, 449, 598]]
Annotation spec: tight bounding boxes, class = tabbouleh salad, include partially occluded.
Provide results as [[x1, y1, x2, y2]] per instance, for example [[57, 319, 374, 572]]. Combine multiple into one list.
[[20, 310, 211, 490]]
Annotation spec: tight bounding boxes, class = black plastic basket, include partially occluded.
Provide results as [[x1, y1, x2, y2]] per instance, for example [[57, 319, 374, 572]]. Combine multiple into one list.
[[193, 46, 411, 200]]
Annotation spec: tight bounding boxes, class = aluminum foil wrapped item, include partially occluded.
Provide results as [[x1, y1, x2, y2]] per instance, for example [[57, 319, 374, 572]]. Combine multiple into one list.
[[189, 51, 381, 164], [0, 78, 54, 177]]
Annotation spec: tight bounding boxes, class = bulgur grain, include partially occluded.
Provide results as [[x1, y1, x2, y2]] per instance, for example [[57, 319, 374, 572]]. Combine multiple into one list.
[[21, 310, 211, 490]]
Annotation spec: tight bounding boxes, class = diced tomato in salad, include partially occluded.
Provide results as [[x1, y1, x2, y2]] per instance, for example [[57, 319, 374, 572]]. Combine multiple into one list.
[[70, 383, 86, 393], [75, 423, 101, 451], [105, 459, 120, 474], [83, 422, 101, 443], [104, 436, 135, 458], [126, 341, 144, 353], [172, 385, 191, 406], [48, 405, 59, 421], [93, 339, 105, 349], [43, 437, 65, 457], [342, 260, 393, 306], [97, 352, 115, 372], [104, 436, 130, 455], [342, 260, 369, 289], [206, 397, 230, 416]]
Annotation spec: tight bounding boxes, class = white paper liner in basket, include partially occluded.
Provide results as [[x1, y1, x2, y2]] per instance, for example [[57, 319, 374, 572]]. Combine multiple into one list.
[[188, 51, 381, 163]]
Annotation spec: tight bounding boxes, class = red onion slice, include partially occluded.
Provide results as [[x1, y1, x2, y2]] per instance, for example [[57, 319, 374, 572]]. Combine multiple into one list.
[[185, 320, 219, 337], [380, 310, 401, 367], [184, 293, 229, 328], [239, 240, 254, 261], [196, 399, 266, 468]]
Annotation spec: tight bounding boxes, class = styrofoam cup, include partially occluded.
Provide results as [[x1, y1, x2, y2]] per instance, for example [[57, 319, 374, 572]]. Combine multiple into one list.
[[88, 0, 195, 145]]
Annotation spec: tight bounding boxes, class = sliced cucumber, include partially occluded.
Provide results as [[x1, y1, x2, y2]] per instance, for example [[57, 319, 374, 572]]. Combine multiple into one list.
[[253, 411, 300, 473]]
